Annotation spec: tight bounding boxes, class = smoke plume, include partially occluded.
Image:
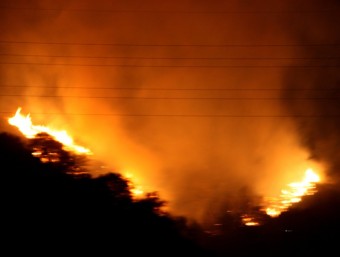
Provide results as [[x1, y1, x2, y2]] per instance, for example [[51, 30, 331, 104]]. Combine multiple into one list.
[[1, 0, 338, 225]]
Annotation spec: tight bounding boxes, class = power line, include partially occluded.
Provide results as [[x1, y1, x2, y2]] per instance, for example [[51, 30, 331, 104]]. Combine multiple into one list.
[[0, 40, 339, 47], [0, 95, 338, 100], [2, 85, 339, 91], [1, 53, 339, 60], [0, 6, 339, 14], [1, 62, 339, 68], [0, 111, 338, 118]]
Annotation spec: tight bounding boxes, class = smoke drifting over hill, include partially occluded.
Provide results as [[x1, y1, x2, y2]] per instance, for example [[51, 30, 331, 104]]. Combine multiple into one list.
[[1, 0, 339, 225]]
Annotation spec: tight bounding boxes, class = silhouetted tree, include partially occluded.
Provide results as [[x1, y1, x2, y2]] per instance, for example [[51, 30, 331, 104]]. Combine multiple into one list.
[[0, 132, 216, 257]]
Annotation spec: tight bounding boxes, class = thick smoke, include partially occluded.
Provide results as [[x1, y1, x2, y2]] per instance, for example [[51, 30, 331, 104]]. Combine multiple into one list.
[[1, 0, 335, 225], [282, 0, 340, 183]]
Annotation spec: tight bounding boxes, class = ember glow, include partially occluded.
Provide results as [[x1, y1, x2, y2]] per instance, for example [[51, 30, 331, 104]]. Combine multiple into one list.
[[263, 168, 321, 217], [8, 107, 91, 155], [241, 214, 260, 226], [7, 107, 324, 225], [124, 172, 145, 198], [8, 107, 147, 199]]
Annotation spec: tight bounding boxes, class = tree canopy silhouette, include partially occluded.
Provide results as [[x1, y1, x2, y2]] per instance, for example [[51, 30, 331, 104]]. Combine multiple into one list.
[[0, 132, 214, 256]]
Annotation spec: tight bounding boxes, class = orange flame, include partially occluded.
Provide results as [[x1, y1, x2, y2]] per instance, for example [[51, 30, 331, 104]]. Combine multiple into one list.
[[263, 168, 320, 217], [241, 214, 260, 226], [8, 107, 91, 155], [124, 172, 145, 199], [241, 167, 322, 226], [7, 107, 147, 198]]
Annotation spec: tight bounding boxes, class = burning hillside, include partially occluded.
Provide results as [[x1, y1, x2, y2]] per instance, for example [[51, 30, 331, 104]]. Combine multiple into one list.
[[8, 107, 91, 155], [1, 0, 339, 237], [262, 168, 320, 218], [6, 107, 326, 226], [240, 167, 322, 226], [7, 107, 149, 200], [0, 131, 217, 257]]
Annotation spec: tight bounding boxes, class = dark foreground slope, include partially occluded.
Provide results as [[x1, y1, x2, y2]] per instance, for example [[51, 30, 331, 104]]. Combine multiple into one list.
[[0, 132, 214, 256], [2, 131, 340, 257], [203, 183, 340, 257]]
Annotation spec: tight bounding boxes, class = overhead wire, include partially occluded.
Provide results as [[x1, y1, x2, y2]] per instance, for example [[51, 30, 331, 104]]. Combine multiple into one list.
[[1, 85, 339, 91], [2, 53, 339, 60], [0, 5, 338, 118], [1, 40, 340, 47], [0, 62, 339, 68], [0, 94, 338, 100], [0, 6, 339, 14], [0, 111, 338, 118]]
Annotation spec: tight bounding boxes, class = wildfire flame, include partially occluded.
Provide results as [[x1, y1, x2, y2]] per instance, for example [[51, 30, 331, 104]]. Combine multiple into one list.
[[241, 167, 322, 226], [241, 214, 260, 226], [8, 107, 91, 155], [7, 107, 146, 198], [7, 107, 322, 222], [124, 172, 145, 199], [263, 168, 321, 217]]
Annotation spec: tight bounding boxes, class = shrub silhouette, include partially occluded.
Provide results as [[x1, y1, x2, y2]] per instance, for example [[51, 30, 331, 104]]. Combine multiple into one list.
[[0, 132, 214, 256]]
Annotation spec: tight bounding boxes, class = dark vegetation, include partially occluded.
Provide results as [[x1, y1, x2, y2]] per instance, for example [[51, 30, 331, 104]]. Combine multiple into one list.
[[2, 131, 340, 256], [0, 132, 214, 256], [204, 184, 340, 256]]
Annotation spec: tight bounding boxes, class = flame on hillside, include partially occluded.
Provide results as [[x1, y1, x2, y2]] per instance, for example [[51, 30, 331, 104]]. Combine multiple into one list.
[[8, 107, 91, 155], [241, 167, 322, 226], [124, 172, 145, 199], [241, 214, 260, 226], [7, 108, 323, 223], [7, 107, 147, 199], [263, 168, 321, 217]]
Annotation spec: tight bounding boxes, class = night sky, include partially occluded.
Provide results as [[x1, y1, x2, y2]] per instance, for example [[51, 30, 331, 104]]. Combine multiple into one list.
[[1, 0, 340, 227]]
